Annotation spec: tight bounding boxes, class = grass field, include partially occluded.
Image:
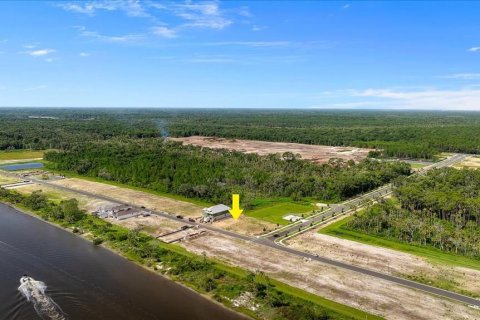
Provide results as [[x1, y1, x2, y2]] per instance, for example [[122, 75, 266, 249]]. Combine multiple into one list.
[[246, 200, 316, 225], [0, 150, 44, 160], [320, 217, 480, 271]]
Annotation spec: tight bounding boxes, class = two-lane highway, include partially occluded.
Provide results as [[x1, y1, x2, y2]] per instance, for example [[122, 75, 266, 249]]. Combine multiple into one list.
[[2, 153, 479, 309]]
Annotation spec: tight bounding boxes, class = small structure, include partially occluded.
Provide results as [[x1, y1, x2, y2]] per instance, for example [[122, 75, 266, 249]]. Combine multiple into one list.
[[202, 204, 231, 222], [115, 207, 141, 220], [283, 214, 303, 222]]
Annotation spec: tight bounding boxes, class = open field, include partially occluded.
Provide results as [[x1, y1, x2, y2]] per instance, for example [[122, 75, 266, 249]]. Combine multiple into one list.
[[246, 201, 315, 225], [454, 156, 480, 169], [320, 217, 480, 271], [0, 150, 44, 165], [171, 136, 372, 164], [51, 178, 204, 216], [181, 231, 480, 320], [0, 173, 20, 185], [107, 215, 185, 237], [12, 182, 116, 212], [287, 232, 480, 298]]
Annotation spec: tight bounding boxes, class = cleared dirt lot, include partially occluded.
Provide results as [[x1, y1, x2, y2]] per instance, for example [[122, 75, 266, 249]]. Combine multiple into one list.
[[454, 156, 480, 169], [107, 215, 185, 238], [12, 182, 116, 212], [181, 232, 480, 320], [50, 178, 278, 236], [287, 232, 480, 297], [51, 178, 204, 216], [172, 136, 372, 164]]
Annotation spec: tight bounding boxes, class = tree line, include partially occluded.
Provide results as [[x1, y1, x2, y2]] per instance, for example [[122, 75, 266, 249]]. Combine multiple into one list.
[[346, 168, 480, 258], [44, 138, 411, 206]]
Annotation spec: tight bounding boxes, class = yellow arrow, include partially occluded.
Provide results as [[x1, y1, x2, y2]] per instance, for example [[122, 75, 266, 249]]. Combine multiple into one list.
[[229, 194, 243, 220]]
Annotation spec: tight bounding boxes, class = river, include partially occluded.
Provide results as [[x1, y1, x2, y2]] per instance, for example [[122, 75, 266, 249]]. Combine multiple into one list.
[[0, 203, 248, 320]]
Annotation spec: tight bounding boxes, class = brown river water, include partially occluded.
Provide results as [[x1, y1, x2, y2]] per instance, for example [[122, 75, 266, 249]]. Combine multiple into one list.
[[0, 203, 248, 320]]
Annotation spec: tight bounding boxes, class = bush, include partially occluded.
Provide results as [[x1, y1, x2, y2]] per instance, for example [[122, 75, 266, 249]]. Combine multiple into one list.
[[93, 237, 104, 246]]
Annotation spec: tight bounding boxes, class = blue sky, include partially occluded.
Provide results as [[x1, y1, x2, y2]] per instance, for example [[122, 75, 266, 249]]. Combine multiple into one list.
[[0, 1, 479, 109]]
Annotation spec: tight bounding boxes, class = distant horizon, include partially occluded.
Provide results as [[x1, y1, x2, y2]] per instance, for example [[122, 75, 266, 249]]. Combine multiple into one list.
[[1, 106, 480, 112], [1, 1, 479, 110]]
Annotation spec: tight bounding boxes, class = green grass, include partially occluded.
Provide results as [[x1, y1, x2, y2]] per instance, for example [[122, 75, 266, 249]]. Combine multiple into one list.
[[246, 200, 316, 225], [320, 217, 480, 271], [0, 150, 44, 160], [410, 163, 428, 169]]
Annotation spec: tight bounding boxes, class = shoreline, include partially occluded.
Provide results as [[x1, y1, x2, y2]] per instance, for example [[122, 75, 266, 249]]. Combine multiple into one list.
[[0, 201, 252, 320]]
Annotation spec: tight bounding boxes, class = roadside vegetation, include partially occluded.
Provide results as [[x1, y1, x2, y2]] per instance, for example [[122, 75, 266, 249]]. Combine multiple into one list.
[[347, 168, 480, 259], [44, 139, 411, 207], [0, 186, 381, 320], [322, 168, 480, 271]]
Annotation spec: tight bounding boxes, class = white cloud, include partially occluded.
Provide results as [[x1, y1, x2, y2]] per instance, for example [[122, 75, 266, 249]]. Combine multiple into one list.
[[79, 52, 91, 57], [57, 1, 149, 17], [158, 1, 233, 30], [346, 88, 480, 110], [76, 26, 144, 43], [28, 49, 56, 56], [468, 47, 480, 52], [442, 73, 480, 80], [343, 4, 351, 9], [151, 26, 177, 38]]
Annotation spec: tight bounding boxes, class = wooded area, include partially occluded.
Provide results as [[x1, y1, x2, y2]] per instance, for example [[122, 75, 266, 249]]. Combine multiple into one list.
[[346, 168, 480, 258], [44, 139, 411, 206], [3, 109, 480, 160]]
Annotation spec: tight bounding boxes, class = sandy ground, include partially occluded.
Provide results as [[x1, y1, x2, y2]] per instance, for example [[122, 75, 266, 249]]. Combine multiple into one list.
[[214, 215, 277, 236], [455, 156, 480, 169], [50, 178, 278, 236], [51, 178, 204, 216], [0, 173, 20, 185], [13, 183, 115, 212], [172, 136, 372, 164], [181, 232, 480, 320], [106, 215, 186, 237], [0, 158, 43, 165], [287, 233, 480, 297]]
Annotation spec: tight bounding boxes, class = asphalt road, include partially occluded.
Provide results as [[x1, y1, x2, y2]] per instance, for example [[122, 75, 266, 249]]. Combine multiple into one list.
[[4, 153, 479, 308], [265, 153, 470, 241]]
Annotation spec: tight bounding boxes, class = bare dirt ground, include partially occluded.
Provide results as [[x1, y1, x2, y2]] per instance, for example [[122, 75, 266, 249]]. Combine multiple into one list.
[[454, 156, 480, 169], [214, 215, 277, 236], [0, 158, 43, 165], [0, 173, 20, 185], [181, 232, 480, 320], [172, 136, 372, 164], [12, 182, 115, 212], [51, 178, 204, 217], [106, 215, 185, 238], [50, 178, 277, 236], [287, 232, 480, 297]]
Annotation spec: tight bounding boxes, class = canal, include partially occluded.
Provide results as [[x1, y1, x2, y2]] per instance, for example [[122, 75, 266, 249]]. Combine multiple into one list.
[[0, 203, 247, 320]]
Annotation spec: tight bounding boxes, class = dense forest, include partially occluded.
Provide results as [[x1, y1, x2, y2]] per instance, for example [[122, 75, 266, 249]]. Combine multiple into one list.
[[44, 139, 411, 205], [168, 110, 480, 159], [2, 108, 480, 160], [0, 108, 160, 150], [346, 168, 480, 258]]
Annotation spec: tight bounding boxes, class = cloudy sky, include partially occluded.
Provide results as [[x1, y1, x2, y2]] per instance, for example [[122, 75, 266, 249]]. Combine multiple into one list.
[[0, 1, 479, 109]]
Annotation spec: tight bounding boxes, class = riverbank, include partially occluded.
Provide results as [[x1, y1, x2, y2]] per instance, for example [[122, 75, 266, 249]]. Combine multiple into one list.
[[0, 187, 380, 320]]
